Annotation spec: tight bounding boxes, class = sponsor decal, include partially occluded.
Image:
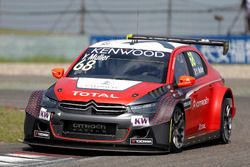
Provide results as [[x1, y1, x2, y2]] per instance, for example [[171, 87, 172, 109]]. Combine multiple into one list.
[[90, 47, 166, 58], [131, 116, 150, 127], [130, 138, 153, 145], [87, 53, 110, 61], [183, 99, 192, 109], [66, 122, 115, 135], [100, 41, 111, 46], [192, 97, 209, 108], [193, 66, 205, 76], [77, 78, 141, 91], [198, 123, 206, 130], [34, 130, 50, 139], [72, 123, 106, 131], [38, 107, 51, 121], [187, 52, 196, 67], [72, 91, 119, 99]]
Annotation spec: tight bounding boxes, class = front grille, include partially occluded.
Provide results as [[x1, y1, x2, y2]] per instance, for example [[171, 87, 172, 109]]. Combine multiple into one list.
[[58, 101, 127, 115]]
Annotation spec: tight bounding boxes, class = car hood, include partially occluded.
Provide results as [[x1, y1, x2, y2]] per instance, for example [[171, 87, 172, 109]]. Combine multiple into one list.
[[53, 77, 165, 105]]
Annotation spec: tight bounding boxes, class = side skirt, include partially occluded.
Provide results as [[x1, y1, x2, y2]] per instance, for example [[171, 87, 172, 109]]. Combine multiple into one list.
[[184, 131, 220, 147]]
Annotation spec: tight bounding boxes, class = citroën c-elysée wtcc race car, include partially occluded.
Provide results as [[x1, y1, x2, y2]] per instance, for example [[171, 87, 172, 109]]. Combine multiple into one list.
[[24, 34, 236, 153]]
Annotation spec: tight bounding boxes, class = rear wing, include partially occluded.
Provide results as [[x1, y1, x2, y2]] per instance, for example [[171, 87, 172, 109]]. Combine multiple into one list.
[[126, 34, 229, 55]]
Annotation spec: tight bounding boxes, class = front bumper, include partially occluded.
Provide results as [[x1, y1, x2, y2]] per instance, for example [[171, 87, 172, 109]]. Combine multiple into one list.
[[24, 108, 171, 153]]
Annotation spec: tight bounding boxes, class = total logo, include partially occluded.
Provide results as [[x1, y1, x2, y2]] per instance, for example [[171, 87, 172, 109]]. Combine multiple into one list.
[[72, 91, 119, 99], [192, 97, 209, 108]]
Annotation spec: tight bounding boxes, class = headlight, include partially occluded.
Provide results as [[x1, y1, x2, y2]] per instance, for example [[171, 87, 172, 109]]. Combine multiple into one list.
[[40, 94, 58, 108], [129, 103, 157, 114]]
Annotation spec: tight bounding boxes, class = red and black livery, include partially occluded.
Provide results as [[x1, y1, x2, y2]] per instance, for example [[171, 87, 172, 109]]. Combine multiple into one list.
[[24, 34, 236, 153]]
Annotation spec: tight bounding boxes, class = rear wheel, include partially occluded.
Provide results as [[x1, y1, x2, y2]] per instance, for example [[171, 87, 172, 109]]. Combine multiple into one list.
[[219, 98, 233, 144], [170, 106, 185, 153]]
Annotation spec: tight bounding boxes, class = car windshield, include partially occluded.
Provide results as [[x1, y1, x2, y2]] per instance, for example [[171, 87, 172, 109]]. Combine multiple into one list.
[[67, 47, 170, 83]]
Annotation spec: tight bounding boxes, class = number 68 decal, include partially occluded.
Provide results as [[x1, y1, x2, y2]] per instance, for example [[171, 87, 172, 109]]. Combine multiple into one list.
[[73, 59, 96, 71]]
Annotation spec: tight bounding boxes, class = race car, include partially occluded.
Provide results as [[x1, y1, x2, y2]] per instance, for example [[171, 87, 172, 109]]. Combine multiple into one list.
[[24, 34, 236, 153]]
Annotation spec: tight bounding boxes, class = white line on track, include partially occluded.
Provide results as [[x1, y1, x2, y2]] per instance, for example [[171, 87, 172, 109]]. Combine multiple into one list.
[[7, 153, 47, 159], [0, 153, 77, 167], [0, 155, 42, 163], [0, 162, 15, 166]]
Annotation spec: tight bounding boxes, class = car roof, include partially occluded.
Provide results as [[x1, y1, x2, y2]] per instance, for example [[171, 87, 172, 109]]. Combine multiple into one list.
[[90, 39, 186, 53]]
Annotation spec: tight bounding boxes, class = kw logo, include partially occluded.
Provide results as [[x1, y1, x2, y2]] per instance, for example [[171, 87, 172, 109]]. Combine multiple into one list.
[[39, 107, 51, 121], [131, 116, 150, 127]]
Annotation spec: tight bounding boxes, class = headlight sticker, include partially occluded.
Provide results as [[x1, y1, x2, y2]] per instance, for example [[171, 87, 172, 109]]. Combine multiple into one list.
[[130, 103, 157, 114], [131, 115, 150, 127], [38, 107, 51, 121]]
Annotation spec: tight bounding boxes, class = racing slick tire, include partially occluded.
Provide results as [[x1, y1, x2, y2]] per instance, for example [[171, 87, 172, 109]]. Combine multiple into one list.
[[170, 106, 185, 153], [218, 98, 233, 144]]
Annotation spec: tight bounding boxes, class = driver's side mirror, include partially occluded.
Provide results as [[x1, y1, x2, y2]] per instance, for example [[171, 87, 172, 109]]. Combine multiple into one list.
[[177, 76, 195, 87], [51, 68, 64, 79]]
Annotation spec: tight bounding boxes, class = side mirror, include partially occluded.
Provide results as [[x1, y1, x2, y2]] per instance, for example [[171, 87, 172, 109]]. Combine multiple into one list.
[[177, 76, 195, 87], [51, 68, 64, 79]]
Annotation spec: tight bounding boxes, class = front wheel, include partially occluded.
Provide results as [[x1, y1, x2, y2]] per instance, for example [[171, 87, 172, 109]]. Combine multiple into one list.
[[219, 98, 233, 144], [170, 106, 185, 153]]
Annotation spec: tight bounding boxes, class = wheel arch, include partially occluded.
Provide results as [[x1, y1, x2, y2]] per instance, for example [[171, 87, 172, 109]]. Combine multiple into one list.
[[208, 86, 235, 131], [169, 102, 186, 152], [223, 89, 236, 117], [167, 102, 185, 121], [175, 103, 185, 116], [25, 90, 44, 118]]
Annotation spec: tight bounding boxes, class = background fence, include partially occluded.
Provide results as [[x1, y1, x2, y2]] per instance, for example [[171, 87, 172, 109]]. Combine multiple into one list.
[[0, 35, 88, 59], [0, 0, 245, 36], [0, 0, 249, 63]]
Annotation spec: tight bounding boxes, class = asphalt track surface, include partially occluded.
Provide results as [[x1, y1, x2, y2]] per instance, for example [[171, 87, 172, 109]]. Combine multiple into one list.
[[0, 75, 249, 167]]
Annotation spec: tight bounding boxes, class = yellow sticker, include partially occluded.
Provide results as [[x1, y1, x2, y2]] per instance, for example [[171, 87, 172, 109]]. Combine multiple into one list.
[[187, 52, 196, 67]]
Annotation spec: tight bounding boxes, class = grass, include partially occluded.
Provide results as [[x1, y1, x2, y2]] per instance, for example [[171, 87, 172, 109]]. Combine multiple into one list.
[[0, 107, 25, 143], [0, 55, 72, 63]]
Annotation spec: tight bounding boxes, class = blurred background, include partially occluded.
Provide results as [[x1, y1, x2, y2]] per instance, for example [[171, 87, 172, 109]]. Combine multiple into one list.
[[0, 0, 248, 63], [0, 0, 244, 35]]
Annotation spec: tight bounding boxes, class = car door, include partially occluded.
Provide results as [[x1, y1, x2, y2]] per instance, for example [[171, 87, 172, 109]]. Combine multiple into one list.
[[184, 51, 212, 137]]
